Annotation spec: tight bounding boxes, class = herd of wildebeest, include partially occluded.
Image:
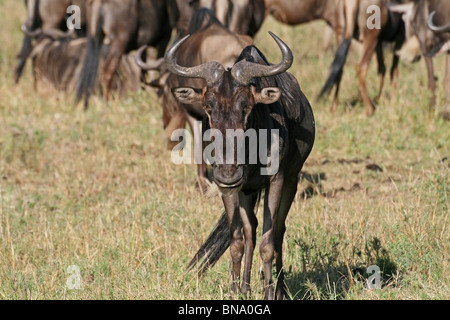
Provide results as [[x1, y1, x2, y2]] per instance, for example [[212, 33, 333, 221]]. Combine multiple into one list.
[[13, 0, 450, 300]]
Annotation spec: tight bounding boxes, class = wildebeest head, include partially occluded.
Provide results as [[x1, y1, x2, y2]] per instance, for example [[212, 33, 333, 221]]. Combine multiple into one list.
[[166, 32, 292, 188], [388, 0, 450, 59]]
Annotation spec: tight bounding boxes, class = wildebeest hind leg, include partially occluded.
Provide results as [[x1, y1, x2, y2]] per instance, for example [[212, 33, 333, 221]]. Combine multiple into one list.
[[375, 42, 386, 103], [331, 79, 341, 114], [424, 57, 436, 110], [186, 114, 209, 194], [273, 176, 298, 300], [390, 34, 404, 88], [357, 34, 379, 116], [260, 173, 285, 300]]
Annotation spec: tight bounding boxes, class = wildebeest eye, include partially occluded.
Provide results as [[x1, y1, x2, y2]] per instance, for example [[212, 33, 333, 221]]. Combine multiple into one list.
[[203, 104, 212, 113]]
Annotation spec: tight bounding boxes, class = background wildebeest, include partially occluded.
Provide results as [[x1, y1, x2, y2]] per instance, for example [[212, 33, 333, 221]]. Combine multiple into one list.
[[76, 0, 175, 108], [31, 36, 141, 96], [318, 0, 407, 115], [172, 0, 265, 37], [170, 0, 201, 36], [389, 0, 450, 118], [16, 0, 89, 83], [263, 0, 405, 115], [198, 0, 266, 37], [264, 0, 358, 47], [136, 9, 254, 193], [165, 32, 315, 299]]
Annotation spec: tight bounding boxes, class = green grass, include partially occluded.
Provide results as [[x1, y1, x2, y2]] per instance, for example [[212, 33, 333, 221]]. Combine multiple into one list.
[[0, 2, 448, 300]]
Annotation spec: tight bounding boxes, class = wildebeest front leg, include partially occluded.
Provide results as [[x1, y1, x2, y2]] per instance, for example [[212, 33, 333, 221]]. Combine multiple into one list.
[[238, 192, 258, 298], [102, 38, 128, 100], [222, 192, 243, 297], [186, 114, 208, 194], [424, 56, 437, 109], [260, 173, 284, 300], [357, 31, 379, 116], [443, 54, 450, 120], [446, 54, 450, 103]]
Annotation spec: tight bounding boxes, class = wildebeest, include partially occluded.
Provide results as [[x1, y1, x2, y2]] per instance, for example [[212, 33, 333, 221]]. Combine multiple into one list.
[[76, 0, 175, 108], [170, 0, 201, 35], [319, 0, 407, 115], [389, 0, 450, 117], [171, 0, 265, 37], [16, 0, 88, 83], [198, 0, 266, 36], [263, 0, 404, 115], [136, 9, 253, 192], [264, 0, 356, 46], [165, 31, 315, 299], [30, 36, 141, 96]]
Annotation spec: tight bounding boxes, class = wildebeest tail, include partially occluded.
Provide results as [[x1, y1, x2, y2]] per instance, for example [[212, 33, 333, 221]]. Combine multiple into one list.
[[76, 3, 103, 109], [187, 211, 230, 276], [318, 37, 352, 98], [15, 0, 40, 83], [187, 191, 262, 276], [15, 35, 33, 83]]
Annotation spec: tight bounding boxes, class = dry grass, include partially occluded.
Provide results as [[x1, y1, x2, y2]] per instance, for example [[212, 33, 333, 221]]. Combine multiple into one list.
[[0, 1, 448, 299]]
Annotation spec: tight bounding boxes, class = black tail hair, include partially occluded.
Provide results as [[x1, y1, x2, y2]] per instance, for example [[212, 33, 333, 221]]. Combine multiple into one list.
[[187, 192, 262, 276], [318, 37, 352, 99], [15, 35, 33, 83], [187, 211, 230, 276], [76, 10, 103, 109]]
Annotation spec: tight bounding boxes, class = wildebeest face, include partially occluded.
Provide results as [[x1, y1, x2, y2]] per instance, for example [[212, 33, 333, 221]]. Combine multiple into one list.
[[172, 76, 281, 188], [167, 31, 292, 188]]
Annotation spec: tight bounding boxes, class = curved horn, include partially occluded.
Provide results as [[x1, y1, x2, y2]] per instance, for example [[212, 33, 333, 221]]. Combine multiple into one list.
[[231, 32, 293, 85], [428, 11, 450, 33], [21, 24, 42, 37], [135, 45, 164, 70], [164, 34, 225, 86]]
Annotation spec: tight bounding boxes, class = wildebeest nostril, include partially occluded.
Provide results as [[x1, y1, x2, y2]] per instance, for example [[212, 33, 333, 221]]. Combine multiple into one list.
[[214, 165, 244, 187]]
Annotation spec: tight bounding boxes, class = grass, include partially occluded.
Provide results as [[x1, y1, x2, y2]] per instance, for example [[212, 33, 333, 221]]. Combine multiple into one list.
[[0, 2, 448, 300]]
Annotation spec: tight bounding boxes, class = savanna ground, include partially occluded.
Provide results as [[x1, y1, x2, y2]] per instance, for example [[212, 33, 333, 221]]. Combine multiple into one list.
[[0, 0, 448, 300]]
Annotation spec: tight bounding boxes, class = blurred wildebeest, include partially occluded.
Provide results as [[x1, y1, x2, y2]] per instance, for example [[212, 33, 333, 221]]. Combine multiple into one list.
[[319, 0, 407, 115], [136, 9, 253, 192], [76, 0, 176, 108], [166, 31, 315, 300], [30, 36, 141, 96], [264, 0, 357, 46], [198, 0, 266, 36], [170, 0, 201, 35], [263, 0, 397, 114], [389, 0, 450, 117], [16, 0, 89, 83], [172, 0, 265, 37]]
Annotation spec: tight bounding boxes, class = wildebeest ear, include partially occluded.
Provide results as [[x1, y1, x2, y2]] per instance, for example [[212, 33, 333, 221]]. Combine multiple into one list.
[[252, 87, 282, 105], [172, 88, 204, 105]]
